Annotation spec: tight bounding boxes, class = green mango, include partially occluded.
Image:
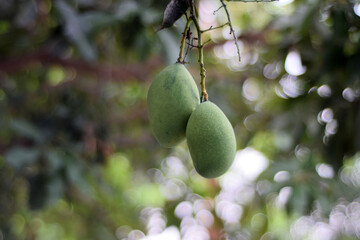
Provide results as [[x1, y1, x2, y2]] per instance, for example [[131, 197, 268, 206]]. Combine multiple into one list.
[[186, 101, 236, 178], [147, 63, 200, 147]]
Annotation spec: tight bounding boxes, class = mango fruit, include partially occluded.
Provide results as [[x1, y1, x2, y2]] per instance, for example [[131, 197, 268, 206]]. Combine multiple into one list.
[[186, 101, 236, 178], [147, 63, 200, 147]]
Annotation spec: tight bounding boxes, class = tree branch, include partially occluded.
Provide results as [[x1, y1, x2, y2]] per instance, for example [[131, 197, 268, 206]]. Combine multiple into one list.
[[201, 22, 230, 33], [0, 49, 162, 82], [226, 0, 278, 2], [219, 0, 241, 61], [190, 0, 208, 102]]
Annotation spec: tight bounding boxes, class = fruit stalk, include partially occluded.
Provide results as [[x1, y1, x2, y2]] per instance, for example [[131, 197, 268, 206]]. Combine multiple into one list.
[[177, 18, 192, 63], [190, 1, 208, 102]]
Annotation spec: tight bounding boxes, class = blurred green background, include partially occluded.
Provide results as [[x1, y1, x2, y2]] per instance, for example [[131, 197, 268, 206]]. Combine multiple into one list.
[[1, 0, 360, 239]]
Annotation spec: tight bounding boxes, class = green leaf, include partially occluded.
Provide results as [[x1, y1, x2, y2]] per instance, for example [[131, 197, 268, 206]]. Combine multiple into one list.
[[130, 183, 165, 207], [55, 0, 97, 61], [45, 149, 65, 172], [289, 184, 310, 214], [104, 153, 132, 189], [46, 176, 65, 206], [5, 146, 40, 169], [79, 12, 122, 36], [10, 119, 43, 142], [115, 1, 140, 20]]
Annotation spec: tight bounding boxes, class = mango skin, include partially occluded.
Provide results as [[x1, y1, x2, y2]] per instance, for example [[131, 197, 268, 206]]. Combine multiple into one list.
[[186, 101, 236, 178], [147, 63, 200, 147]]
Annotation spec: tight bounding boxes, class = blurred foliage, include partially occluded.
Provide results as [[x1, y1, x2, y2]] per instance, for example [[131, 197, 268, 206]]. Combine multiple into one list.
[[0, 0, 360, 239]]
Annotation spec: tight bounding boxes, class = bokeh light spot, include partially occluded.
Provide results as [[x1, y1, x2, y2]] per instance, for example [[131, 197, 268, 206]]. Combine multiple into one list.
[[274, 171, 290, 182], [242, 78, 261, 101], [316, 163, 334, 179], [342, 88, 356, 102], [284, 50, 306, 76], [354, 3, 360, 17], [317, 85, 332, 98], [175, 201, 193, 219]]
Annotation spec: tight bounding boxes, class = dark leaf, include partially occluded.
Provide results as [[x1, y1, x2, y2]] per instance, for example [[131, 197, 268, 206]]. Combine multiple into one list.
[[157, 0, 189, 32]]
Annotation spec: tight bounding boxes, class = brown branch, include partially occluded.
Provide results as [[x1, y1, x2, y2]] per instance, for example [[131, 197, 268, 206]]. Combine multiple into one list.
[[111, 132, 156, 148], [0, 49, 162, 82], [109, 105, 149, 124]]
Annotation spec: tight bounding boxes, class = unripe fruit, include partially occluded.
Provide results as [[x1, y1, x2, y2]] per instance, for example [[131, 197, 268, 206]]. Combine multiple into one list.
[[147, 63, 200, 147], [186, 101, 236, 178]]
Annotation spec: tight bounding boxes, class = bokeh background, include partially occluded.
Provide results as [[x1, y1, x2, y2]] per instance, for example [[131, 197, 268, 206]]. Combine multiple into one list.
[[1, 0, 360, 239]]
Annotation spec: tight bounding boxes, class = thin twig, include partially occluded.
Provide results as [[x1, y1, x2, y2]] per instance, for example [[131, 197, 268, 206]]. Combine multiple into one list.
[[200, 22, 230, 33], [226, 0, 278, 2], [202, 39, 212, 46], [183, 34, 197, 60], [213, 5, 224, 14], [177, 18, 192, 63], [186, 42, 200, 48], [219, 0, 241, 61]]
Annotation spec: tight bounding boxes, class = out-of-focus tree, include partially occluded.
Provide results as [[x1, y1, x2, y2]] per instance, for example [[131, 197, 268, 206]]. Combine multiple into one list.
[[0, 0, 360, 239]]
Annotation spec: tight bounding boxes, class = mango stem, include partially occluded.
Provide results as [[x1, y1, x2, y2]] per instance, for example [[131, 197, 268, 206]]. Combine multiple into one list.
[[190, 1, 208, 102], [177, 18, 192, 63]]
